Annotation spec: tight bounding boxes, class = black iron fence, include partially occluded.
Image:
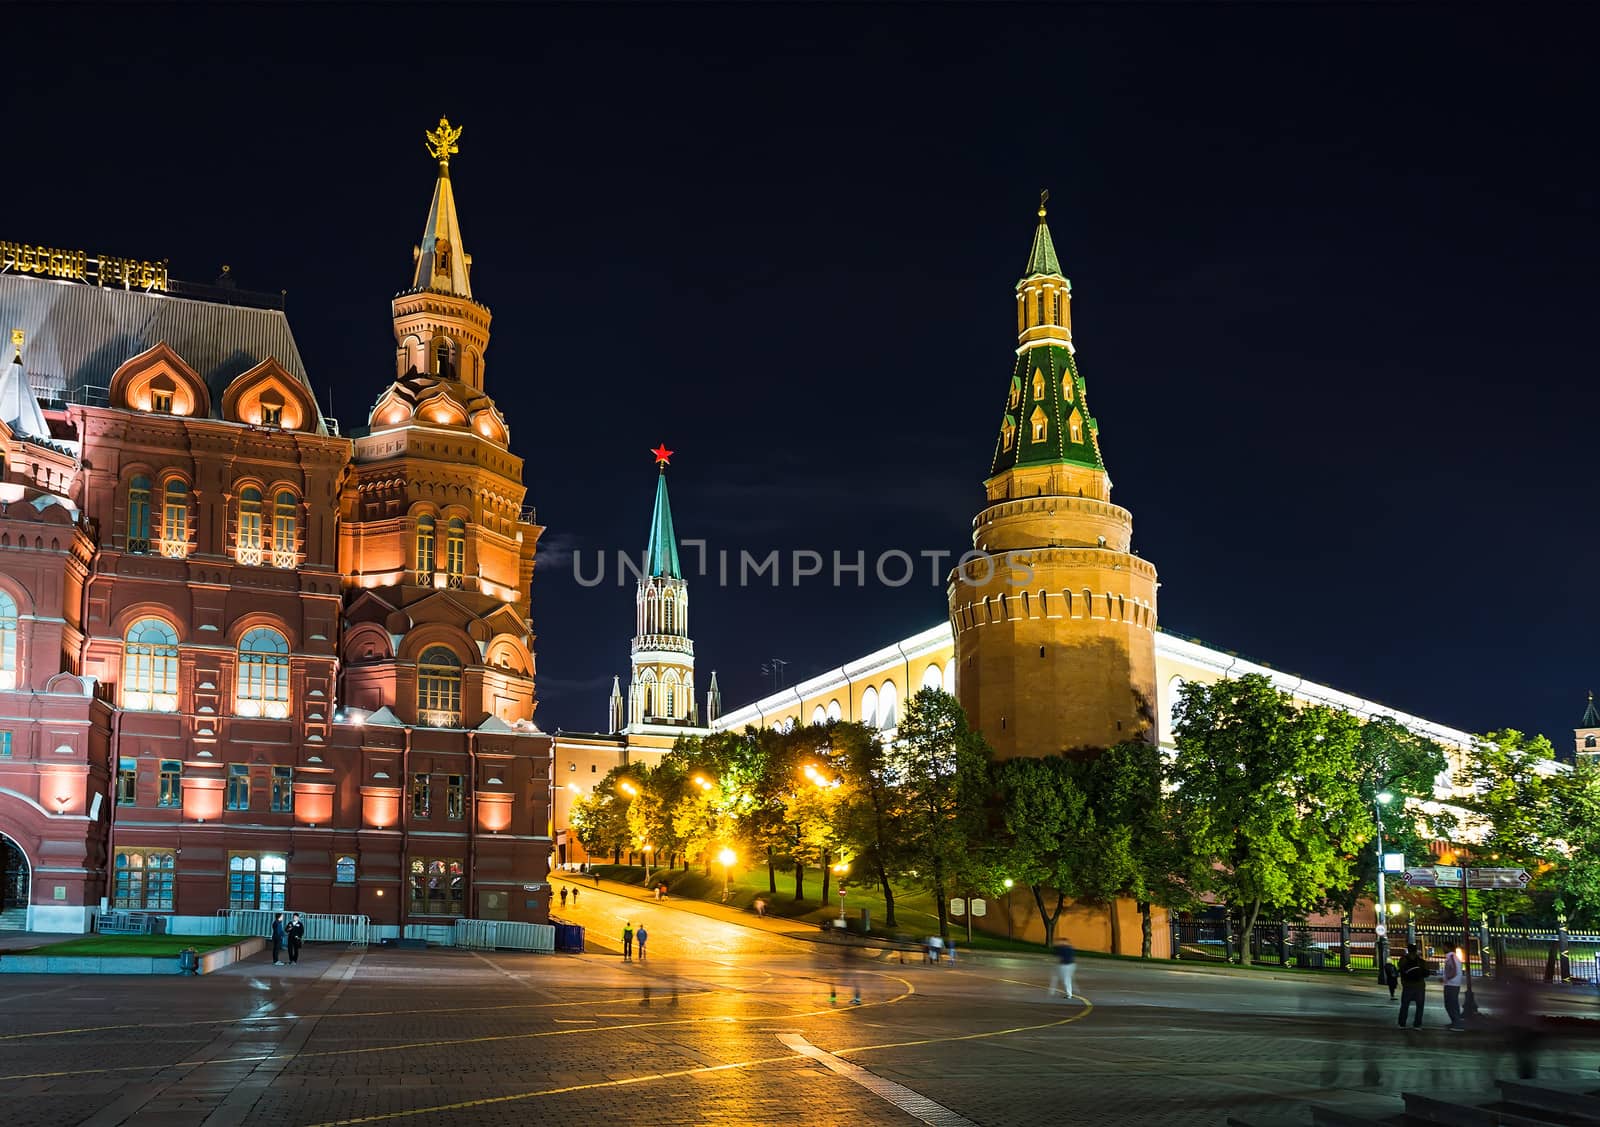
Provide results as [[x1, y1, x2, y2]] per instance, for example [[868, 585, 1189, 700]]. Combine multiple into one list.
[[1171, 918, 1600, 983]]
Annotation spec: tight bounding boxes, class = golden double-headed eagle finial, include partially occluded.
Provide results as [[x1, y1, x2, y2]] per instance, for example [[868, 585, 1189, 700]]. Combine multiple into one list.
[[425, 116, 463, 167]]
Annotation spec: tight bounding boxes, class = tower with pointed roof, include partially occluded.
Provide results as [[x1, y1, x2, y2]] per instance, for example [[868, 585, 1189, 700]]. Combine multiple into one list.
[[948, 195, 1159, 758], [617, 450, 698, 730], [338, 118, 542, 730], [1576, 692, 1600, 761]]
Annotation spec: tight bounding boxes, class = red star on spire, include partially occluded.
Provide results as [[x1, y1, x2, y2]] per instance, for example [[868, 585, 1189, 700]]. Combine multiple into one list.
[[651, 444, 674, 466]]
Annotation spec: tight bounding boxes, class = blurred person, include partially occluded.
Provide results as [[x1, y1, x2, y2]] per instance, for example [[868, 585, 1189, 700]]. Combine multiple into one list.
[[1397, 943, 1430, 1029], [1442, 944, 1466, 1030], [1051, 940, 1077, 1000], [622, 920, 634, 961]]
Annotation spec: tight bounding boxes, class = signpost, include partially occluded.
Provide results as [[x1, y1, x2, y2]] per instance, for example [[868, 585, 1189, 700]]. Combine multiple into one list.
[[1467, 868, 1531, 890], [1400, 866, 1463, 887]]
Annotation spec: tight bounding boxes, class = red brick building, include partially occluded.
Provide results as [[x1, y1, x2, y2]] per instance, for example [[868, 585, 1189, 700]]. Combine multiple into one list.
[[0, 118, 552, 935]]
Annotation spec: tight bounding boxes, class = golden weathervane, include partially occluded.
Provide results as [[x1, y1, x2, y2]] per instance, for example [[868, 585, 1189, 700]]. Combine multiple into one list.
[[425, 116, 463, 167]]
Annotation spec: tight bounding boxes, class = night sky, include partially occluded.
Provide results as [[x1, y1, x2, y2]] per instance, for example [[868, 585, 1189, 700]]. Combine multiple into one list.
[[8, 5, 1594, 743]]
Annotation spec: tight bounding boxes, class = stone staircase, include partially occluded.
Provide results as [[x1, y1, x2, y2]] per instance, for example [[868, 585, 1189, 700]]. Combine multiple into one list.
[[0, 907, 27, 931]]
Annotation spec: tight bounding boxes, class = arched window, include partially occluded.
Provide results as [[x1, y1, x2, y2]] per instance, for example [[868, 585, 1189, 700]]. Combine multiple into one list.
[[826, 699, 842, 723], [1008, 376, 1021, 410], [445, 518, 466, 588], [415, 515, 436, 577], [812, 705, 827, 725], [1031, 369, 1045, 402], [861, 686, 879, 728], [1068, 409, 1084, 444], [417, 646, 462, 726], [0, 591, 16, 690], [1587, 734, 1597, 750], [435, 338, 451, 377], [272, 492, 297, 568], [237, 487, 263, 565], [127, 475, 152, 553], [663, 590, 675, 633], [125, 618, 179, 712], [161, 479, 189, 558], [664, 680, 676, 718], [1030, 406, 1048, 443], [1000, 414, 1016, 452], [237, 627, 290, 718], [1062, 373, 1074, 403], [879, 681, 899, 729], [943, 660, 955, 693], [921, 664, 943, 693], [1052, 293, 1061, 325]]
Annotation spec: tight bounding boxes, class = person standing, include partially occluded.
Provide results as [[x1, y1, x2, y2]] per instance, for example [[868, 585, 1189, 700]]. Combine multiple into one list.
[[1052, 941, 1077, 1000], [571, 887, 579, 906], [622, 921, 634, 961], [1383, 956, 1400, 1000], [1397, 943, 1429, 1028], [636, 925, 648, 961], [271, 912, 287, 966], [560, 887, 569, 910], [1441, 944, 1466, 1030], [287, 913, 305, 965]]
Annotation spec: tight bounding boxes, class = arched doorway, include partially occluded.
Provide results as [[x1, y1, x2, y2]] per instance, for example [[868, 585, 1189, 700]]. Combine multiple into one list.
[[1, 833, 29, 929]]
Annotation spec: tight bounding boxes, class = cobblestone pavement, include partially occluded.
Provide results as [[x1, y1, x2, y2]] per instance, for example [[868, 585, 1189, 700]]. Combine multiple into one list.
[[4, 892, 1599, 1127]]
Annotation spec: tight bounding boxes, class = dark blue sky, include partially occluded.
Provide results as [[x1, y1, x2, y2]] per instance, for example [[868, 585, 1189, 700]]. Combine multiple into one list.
[[10, 4, 1595, 742]]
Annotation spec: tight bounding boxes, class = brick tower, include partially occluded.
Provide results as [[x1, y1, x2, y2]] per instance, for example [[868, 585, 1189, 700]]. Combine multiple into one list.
[[949, 194, 1158, 757]]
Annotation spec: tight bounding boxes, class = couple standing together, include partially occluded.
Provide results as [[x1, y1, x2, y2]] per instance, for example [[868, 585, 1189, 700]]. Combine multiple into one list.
[[271, 912, 304, 966]]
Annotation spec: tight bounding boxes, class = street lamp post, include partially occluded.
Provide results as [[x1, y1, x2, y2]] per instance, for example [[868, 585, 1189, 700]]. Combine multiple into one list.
[[643, 844, 653, 886], [1375, 789, 1394, 982], [718, 847, 737, 902], [833, 860, 850, 924], [1003, 878, 1015, 941]]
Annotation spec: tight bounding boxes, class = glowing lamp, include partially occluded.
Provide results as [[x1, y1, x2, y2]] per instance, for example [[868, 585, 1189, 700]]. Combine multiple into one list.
[[717, 847, 737, 868]]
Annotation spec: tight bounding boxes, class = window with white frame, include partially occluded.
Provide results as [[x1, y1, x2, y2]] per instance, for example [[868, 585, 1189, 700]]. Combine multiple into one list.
[[236, 627, 290, 717], [0, 590, 16, 690], [124, 618, 179, 712], [228, 852, 286, 911]]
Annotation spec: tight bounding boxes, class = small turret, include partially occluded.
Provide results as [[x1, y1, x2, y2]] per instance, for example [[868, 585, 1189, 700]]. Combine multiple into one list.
[[706, 671, 721, 725], [608, 675, 624, 734], [1577, 691, 1599, 761]]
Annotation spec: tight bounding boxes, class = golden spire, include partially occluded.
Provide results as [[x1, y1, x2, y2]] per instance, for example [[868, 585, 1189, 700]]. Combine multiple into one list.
[[425, 116, 463, 169]]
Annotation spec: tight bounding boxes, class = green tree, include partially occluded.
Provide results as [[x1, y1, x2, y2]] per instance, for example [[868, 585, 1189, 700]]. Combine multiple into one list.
[[1167, 675, 1365, 964], [889, 688, 993, 943], [831, 722, 902, 926], [1450, 729, 1566, 924], [992, 754, 1091, 947], [570, 767, 632, 862], [1328, 717, 1452, 933], [1550, 760, 1600, 927]]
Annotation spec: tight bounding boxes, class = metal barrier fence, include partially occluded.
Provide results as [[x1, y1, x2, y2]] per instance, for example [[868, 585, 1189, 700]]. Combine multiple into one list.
[[1172, 919, 1600, 982], [452, 919, 556, 953], [217, 910, 370, 949]]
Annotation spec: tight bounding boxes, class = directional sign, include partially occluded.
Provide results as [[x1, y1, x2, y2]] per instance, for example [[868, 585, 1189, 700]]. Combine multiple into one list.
[[1402, 866, 1463, 887], [971, 899, 987, 918], [950, 898, 966, 917], [1468, 868, 1531, 890]]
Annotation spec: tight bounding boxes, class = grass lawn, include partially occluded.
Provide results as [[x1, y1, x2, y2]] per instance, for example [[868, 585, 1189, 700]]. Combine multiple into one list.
[[14, 934, 253, 958]]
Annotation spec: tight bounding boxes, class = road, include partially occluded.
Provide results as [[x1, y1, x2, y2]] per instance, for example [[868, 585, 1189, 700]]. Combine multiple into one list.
[[3, 887, 1599, 1127]]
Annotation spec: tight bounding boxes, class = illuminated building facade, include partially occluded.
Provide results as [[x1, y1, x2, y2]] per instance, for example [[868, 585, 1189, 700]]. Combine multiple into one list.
[[0, 119, 552, 935]]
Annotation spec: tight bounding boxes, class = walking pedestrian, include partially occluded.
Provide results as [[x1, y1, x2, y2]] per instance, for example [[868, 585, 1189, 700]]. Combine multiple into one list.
[[271, 912, 287, 966], [1441, 944, 1466, 1030], [1052, 940, 1077, 1000], [1397, 943, 1429, 1029], [926, 935, 944, 965], [594, 871, 601, 887], [287, 913, 305, 965], [560, 887, 568, 909], [637, 925, 648, 961], [653, 883, 661, 901], [571, 886, 579, 906], [622, 921, 634, 961], [1382, 955, 1400, 1000]]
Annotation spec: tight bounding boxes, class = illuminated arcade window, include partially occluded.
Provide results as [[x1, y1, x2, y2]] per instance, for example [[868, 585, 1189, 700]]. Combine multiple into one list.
[[236, 627, 290, 718], [123, 618, 179, 712], [0, 590, 16, 689]]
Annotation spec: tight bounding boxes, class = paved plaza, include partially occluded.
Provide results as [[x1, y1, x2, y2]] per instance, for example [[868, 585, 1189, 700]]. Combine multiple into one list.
[[5, 887, 1600, 1127]]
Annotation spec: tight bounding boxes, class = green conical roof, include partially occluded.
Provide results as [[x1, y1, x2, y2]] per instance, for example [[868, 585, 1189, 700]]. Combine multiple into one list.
[[989, 345, 1103, 477], [645, 469, 681, 579], [1023, 207, 1062, 278], [1583, 691, 1599, 728]]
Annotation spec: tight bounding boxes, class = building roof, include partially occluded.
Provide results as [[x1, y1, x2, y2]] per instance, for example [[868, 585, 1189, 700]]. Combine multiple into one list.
[[1583, 691, 1599, 728], [0, 272, 313, 412], [989, 343, 1103, 477], [645, 469, 682, 579], [1022, 204, 1063, 279], [0, 347, 51, 439]]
